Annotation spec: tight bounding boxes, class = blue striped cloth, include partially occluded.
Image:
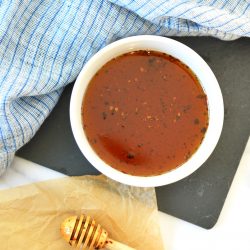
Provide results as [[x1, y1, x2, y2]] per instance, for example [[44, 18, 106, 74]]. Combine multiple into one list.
[[0, 0, 249, 175]]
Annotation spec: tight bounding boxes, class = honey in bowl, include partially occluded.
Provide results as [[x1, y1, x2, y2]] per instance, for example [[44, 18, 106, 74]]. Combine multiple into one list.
[[82, 50, 208, 177]]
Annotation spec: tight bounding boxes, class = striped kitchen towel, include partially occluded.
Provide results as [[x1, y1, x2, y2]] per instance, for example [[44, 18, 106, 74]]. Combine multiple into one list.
[[0, 0, 249, 174]]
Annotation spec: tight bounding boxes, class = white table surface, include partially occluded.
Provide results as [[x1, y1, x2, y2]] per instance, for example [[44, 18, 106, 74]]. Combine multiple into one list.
[[1, 137, 250, 249]]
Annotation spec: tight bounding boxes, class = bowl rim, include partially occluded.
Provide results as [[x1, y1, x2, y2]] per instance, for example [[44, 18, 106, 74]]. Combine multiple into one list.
[[70, 35, 224, 187]]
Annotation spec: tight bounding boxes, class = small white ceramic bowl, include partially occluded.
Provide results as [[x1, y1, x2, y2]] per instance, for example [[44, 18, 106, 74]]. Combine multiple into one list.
[[70, 35, 224, 187]]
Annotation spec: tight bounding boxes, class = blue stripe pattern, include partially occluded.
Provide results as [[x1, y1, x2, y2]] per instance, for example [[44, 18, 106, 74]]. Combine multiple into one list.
[[0, 0, 250, 174]]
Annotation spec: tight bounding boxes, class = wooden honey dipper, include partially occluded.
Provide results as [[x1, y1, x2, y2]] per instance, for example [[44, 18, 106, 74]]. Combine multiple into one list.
[[61, 215, 136, 250]]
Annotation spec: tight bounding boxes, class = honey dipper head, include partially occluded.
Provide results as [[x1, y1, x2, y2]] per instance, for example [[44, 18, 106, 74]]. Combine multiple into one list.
[[61, 215, 108, 249], [61, 216, 78, 243]]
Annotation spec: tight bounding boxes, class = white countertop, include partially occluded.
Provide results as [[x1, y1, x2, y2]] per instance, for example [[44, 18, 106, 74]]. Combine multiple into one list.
[[1, 137, 250, 249]]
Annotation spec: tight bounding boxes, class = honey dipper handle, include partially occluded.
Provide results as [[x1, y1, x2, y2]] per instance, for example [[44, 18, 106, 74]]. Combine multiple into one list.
[[105, 238, 136, 250]]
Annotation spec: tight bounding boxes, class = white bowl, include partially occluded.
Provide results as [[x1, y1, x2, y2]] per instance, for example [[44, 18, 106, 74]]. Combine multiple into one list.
[[70, 35, 224, 187]]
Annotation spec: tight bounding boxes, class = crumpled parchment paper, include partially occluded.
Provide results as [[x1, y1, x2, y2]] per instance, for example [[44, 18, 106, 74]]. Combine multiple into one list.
[[0, 175, 164, 250]]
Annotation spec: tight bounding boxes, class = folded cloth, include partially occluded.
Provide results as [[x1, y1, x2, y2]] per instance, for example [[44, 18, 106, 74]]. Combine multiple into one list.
[[0, 0, 249, 174]]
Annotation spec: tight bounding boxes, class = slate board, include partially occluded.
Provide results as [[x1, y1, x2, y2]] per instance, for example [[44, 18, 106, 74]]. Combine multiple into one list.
[[17, 37, 250, 229]]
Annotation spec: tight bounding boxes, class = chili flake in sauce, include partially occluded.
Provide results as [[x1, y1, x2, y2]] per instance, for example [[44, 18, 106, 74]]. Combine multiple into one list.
[[82, 50, 208, 176]]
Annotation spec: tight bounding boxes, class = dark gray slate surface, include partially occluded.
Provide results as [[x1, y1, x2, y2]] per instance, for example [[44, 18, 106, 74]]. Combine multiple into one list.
[[17, 37, 250, 229]]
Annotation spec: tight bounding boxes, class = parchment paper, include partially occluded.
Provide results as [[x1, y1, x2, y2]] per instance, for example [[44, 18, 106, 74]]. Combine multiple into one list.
[[0, 175, 164, 250]]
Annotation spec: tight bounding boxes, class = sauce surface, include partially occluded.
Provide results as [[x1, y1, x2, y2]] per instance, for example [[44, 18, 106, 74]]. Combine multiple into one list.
[[82, 51, 208, 176]]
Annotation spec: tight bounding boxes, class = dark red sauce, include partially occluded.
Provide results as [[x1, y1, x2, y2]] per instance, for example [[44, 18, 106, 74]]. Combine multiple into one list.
[[82, 50, 208, 176]]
